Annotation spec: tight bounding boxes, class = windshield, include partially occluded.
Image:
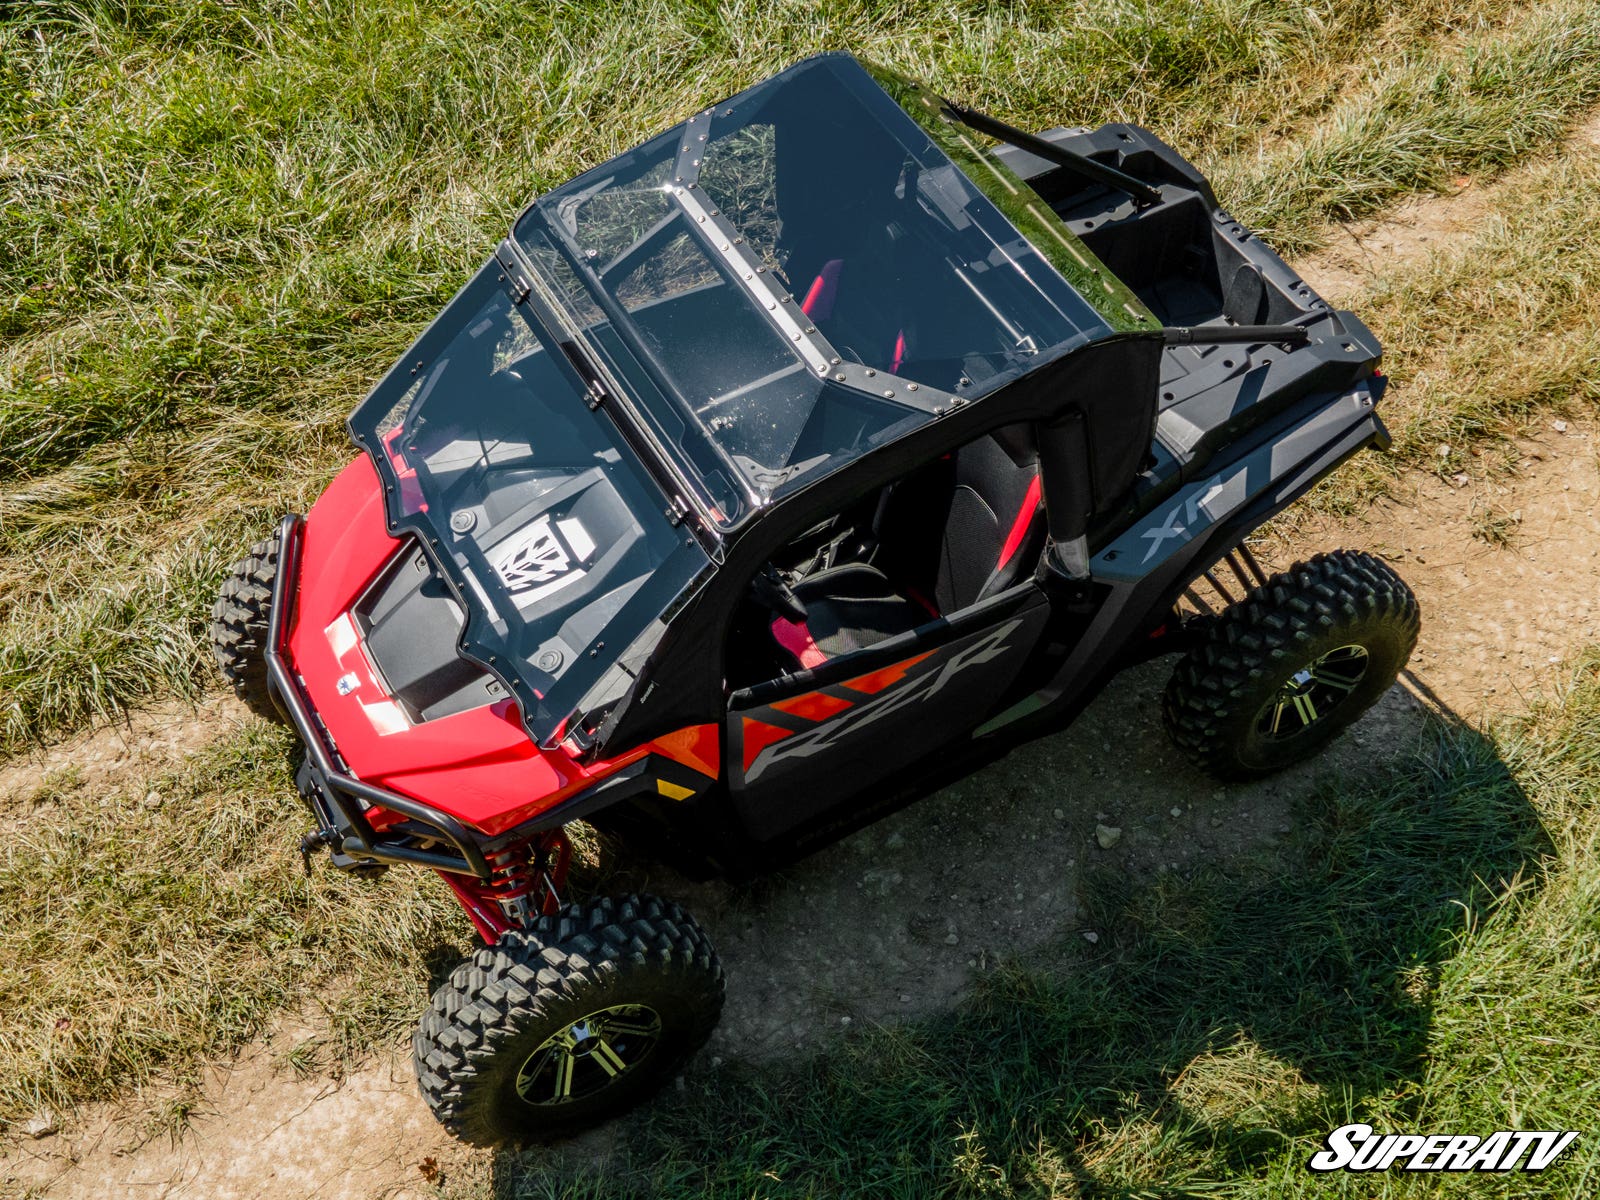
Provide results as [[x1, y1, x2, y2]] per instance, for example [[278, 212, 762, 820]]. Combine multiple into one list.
[[349, 263, 711, 744], [513, 52, 1120, 523]]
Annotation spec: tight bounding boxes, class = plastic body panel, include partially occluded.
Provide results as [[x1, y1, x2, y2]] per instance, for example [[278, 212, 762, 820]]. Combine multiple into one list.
[[289, 455, 653, 836]]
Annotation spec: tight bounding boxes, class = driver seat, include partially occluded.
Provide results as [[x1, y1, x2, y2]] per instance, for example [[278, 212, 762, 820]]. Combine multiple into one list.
[[769, 563, 930, 671]]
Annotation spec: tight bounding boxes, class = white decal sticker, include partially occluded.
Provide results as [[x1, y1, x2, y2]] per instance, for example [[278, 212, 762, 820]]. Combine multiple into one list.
[[491, 515, 597, 609]]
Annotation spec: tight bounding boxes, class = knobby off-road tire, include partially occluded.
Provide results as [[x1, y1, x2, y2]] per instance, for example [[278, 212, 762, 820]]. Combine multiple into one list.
[[414, 893, 724, 1145], [210, 538, 284, 723], [1163, 549, 1419, 780]]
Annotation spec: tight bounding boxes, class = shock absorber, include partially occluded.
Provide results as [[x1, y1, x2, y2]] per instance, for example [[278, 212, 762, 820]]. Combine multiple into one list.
[[533, 830, 572, 917], [482, 831, 573, 927], [484, 846, 540, 928]]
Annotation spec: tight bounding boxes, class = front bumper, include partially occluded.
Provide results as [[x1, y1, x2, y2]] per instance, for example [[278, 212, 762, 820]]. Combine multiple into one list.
[[265, 514, 493, 880]]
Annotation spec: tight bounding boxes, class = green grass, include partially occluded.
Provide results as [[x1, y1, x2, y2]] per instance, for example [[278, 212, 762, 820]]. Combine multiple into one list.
[[5, 2, 1600, 1192], [480, 660, 1600, 1198], [5, 0, 1600, 753], [1292, 143, 1600, 515], [0, 723, 472, 1122]]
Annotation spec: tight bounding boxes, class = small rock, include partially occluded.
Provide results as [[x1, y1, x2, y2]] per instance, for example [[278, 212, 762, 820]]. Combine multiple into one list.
[[839, 1016, 852, 1026], [1276, 824, 1292, 834], [1437, 443, 1451, 458], [23, 1109, 59, 1139], [1095, 824, 1122, 849], [1052, 807, 1065, 820], [900, 994, 912, 1003], [944, 932, 960, 945], [1082, 930, 1099, 944], [1209, 817, 1223, 828], [1169, 806, 1183, 818], [1451, 473, 1469, 488], [884, 831, 905, 850], [143, 790, 163, 809], [861, 868, 902, 895], [1211, 789, 1226, 801], [1554, 419, 1569, 433], [711, 1055, 724, 1068]]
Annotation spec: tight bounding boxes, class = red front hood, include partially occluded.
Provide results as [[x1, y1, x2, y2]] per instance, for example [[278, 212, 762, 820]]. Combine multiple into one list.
[[286, 455, 646, 836]]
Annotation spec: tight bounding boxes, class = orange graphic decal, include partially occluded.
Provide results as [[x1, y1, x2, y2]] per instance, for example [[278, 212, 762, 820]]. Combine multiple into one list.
[[645, 723, 720, 779], [741, 717, 797, 773], [841, 650, 935, 695], [770, 691, 854, 721]]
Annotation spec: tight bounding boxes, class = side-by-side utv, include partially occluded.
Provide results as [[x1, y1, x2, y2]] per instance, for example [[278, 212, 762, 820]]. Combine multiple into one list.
[[213, 53, 1418, 1143]]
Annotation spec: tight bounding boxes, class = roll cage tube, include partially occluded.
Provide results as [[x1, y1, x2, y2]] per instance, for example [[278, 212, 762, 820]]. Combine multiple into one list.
[[940, 101, 1164, 209]]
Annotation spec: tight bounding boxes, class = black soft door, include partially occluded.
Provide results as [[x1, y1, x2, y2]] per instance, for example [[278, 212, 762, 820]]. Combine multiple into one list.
[[726, 587, 1050, 842]]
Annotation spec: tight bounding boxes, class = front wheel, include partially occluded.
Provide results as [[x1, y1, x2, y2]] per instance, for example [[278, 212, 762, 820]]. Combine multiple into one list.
[[1162, 549, 1419, 779], [211, 537, 284, 722], [414, 893, 724, 1145]]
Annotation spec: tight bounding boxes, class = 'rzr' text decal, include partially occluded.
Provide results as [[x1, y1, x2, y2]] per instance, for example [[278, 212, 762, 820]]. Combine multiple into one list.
[[743, 619, 1022, 782]]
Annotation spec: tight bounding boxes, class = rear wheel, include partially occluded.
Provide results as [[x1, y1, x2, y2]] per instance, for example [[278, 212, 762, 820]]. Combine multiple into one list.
[[211, 537, 283, 722], [414, 893, 724, 1145], [1162, 549, 1419, 779]]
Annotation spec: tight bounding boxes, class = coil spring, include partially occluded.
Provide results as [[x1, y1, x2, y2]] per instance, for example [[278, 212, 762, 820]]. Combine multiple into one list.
[[484, 846, 539, 927]]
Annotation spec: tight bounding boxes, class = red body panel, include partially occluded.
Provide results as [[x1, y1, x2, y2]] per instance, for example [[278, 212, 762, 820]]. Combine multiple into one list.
[[289, 456, 715, 837]]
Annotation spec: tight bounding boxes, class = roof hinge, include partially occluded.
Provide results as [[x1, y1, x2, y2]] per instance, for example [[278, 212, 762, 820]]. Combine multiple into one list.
[[493, 239, 532, 303], [499, 266, 531, 304], [665, 496, 690, 526]]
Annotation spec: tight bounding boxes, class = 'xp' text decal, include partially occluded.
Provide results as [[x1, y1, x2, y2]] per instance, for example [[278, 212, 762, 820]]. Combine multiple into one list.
[[1309, 1124, 1578, 1173]]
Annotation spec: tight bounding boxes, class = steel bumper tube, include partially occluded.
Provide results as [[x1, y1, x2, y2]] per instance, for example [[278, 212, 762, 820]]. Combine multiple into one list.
[[264, 514, 493, 881]]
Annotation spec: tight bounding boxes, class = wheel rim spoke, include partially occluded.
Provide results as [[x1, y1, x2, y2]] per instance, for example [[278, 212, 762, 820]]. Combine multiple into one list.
[[515, 1003, 663, 1106], [1309, 668, 1360, 694], [1290, 693, 1318, 726], [601, 1015, 659, 1039], [1254, 643, 1371, 740], [590, 1039, 628, 1077], [1269, 700, 1288, 735], [551, 1049, 576, 1101]]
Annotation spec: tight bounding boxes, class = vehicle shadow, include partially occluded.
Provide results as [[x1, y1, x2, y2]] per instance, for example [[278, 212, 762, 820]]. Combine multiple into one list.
[[495, 668, 1551, 1195]]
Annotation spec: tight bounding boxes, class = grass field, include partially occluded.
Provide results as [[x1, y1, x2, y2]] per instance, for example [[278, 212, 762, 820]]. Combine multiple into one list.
[[4, 1, 1600, 1196]]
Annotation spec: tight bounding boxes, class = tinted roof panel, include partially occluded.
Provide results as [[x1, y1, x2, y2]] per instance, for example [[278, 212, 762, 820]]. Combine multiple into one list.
[[513, 53, 1130, 520]]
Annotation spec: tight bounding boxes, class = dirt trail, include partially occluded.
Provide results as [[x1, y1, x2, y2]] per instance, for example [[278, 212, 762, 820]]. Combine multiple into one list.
[[0, 694, 253, 810], [12, 446, 1599, 1200], [9, 150, 1600, 1200]]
